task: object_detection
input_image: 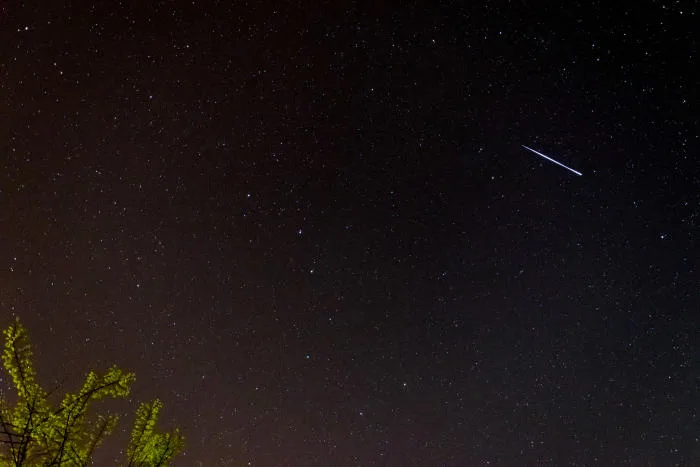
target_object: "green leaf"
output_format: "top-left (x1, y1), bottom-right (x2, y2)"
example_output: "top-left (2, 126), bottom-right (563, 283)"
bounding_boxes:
top-left (0, 319), bottom-right (184, 465)
top-left (128, 400), bottom-right (185, 466)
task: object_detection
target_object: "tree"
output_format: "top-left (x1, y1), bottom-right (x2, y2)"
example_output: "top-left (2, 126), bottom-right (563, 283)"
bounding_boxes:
top-left (0, 318), bottom-right (184, 466)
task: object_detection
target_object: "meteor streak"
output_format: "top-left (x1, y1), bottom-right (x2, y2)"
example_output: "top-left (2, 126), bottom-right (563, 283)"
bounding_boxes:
top-left (522, 145), bottom-right (582, 176)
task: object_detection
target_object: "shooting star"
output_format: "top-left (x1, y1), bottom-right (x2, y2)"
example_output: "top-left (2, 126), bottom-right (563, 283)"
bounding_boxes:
top-left (522, 145), bottom-right (582, 176)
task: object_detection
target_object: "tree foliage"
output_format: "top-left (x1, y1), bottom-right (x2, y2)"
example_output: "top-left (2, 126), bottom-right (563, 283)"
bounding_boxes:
top-left (0, 318), bottom-right (184, 466)
top-left (127, 400), bottom-right (183, 466)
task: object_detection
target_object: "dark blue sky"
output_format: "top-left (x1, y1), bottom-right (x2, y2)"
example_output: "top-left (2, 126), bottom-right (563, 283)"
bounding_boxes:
top-left (0, 2), bottom-right (697, 465)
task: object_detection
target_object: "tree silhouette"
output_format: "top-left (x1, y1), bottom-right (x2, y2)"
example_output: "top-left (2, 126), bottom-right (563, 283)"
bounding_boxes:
top-left (0, 318), bottom-right (184, 466)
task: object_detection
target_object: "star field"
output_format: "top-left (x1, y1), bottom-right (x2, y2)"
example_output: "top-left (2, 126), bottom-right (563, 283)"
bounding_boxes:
top-left (0, 2), bottom-right (698, 465)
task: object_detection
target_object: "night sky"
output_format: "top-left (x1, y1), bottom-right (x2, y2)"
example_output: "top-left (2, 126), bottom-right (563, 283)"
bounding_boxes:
top-left (1, 2), bottom-right (698, 465)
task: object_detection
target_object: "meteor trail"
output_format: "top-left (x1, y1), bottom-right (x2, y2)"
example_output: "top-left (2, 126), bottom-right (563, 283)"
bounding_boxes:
top-left (522, 145), bottom-right (582, 176)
